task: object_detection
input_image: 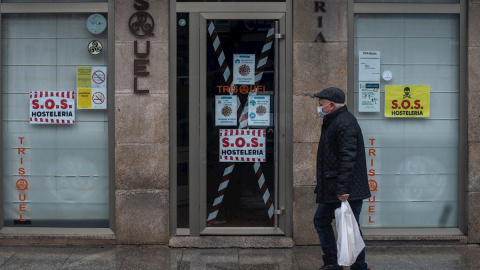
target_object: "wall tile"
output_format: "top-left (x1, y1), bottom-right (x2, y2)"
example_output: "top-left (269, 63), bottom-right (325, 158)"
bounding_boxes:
top-left (115, 42), bottom-right (169, 94)
top-left (293, 95), bottom-right (322, 143)
top-left (468, 192), bottom-right (480, 243)
top-left (115, 0), bottom-right (168, 43)
top-left (115, 93), bottom-right (169, 144)
top-left (469, 142), bottom-right (480, 192)
top-left (469, 47), bottom-right (480, 92)
top-left (469, 3), bottom-right (480, 47)
top-left (116, 189), bottom-right (169, 244)
top-left (293, 186), bottom-right (320, 245)
top-left (293, 143), bottom-right (318, 187)
top-left (293, 42), bottom-right (347, 95)
top-left (468, 92), bottom-right (480, 142)
top-left (293, 0), bottom-right (347, 42)
top-left (115, 143), bottom-right (169, 190)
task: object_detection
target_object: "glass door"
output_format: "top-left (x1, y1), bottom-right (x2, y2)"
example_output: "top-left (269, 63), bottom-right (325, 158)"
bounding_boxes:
top-left (197, 13), bottom-right (286, 234)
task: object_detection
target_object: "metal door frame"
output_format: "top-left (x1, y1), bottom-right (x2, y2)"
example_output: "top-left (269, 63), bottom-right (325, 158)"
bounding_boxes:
top-left (169, 0), bottom-right (293, 237)
top-left (197, 13), bottom-right (286, 236)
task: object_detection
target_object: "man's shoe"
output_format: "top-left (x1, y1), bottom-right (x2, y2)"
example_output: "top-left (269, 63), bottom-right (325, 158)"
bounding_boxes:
top-left (319, 264), bottom-right (343, 270)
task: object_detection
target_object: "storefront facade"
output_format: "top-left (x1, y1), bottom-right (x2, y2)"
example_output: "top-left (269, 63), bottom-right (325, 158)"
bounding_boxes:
top-left (0, 0), bottom-right (479, 246)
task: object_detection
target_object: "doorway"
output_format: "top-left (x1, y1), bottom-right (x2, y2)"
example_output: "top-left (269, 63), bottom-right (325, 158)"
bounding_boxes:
top-left (173, 9), bottom-right (291, 236)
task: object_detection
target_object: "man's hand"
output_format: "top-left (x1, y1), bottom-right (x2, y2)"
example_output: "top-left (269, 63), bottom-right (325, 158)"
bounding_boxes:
top-left (337, 194), bottom-right (349, 202)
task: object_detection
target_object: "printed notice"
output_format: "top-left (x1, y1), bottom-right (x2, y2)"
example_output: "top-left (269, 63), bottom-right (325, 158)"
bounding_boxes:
top-left (385, 85), bottom-right (430, 118)
top-left (77, 66), bottom-right (107, 89)
top-left (77, 66), bottom-right (107, 110)
top-left (219, 129), bottom-right (266, 162)
top-left (77, 67), bottom-right (92, 88)
top-left (359, 82), bottom-right (381, 112)
top-left (359, 51), bottom-right (380, 82)
top-left (30, 91), bottom-right (75, 124)
top-left (233, 54), bottom-right (255, 85)
top-left (248, 95), bottom-right (270, 126)
top-left (215, 95), bottom-right (238, 126)
top-left (77, 88), bottom-right (107, 109)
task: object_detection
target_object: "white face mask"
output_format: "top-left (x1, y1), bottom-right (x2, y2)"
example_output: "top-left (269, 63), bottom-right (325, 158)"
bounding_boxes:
top-left (317, 105), bottom-right (328, 118)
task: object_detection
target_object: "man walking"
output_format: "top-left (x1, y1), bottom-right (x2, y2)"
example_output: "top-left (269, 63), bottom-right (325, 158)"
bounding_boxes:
top-left (313, 87), bottom-right (371, 270)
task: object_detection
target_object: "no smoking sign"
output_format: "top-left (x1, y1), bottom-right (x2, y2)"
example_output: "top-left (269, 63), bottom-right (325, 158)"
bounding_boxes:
top-left (91, 67), bottom-right (107, 88)
top-left (92, 70), bottom-right (106, 85)
top-left (77, 88), bottom-right (107, 110)
top-left (92, 92), bottom-right (105, 105)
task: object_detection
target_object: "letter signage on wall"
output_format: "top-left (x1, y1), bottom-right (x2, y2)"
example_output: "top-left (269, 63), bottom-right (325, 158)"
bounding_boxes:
top-left (385, 85), bottom-right (430, 118)
top-left (30, 91), bottom-right (75, 124)
top-left (129, 0), bottom-right (154, 94)
top-left (219, 129), bottom-right (266, 162)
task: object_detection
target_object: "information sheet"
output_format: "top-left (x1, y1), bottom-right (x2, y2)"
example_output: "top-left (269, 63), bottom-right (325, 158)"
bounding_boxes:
top-left (359, 82), bottom-right (381, 112)
top-left (233, 54), bottom-right (255, 85)
top-left (247, 95), bottom-right (270, 126)
top-left (215, 95), bottom-right (238, 126)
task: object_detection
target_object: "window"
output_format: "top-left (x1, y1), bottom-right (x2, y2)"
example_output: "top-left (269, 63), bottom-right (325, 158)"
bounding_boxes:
top-left (2, 13), bottom-right (109, 227)
top-left (354, 13), bottom-right (460, 228)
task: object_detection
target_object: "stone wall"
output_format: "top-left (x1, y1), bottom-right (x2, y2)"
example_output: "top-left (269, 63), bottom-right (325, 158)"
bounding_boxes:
top-left (114, 0), bottom-right (170, 244)
top-left (292, 0), bottom-right (348, 245)
top-left (468, 0), bottom-right (480, 243)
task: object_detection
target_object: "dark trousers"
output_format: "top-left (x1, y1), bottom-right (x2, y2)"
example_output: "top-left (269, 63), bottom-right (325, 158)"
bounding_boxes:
top-left (313, 199), bottom-right (368, 270)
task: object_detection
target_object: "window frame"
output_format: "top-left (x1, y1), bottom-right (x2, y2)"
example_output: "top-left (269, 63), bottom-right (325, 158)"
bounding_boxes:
top-left (347, 0), bottom-right (467, 237)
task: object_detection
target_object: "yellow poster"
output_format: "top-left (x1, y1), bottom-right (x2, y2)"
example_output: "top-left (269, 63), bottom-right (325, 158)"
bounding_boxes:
top-left (77, 89), bottom-right (92, 109)
top-left (77, 67), bottom-right (92, 88)
top-left (385, 85), bottom-right (430, 118)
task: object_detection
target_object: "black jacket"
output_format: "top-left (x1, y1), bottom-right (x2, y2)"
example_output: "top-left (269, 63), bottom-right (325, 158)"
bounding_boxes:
top-left (315, 105), bottom-right (371, 203)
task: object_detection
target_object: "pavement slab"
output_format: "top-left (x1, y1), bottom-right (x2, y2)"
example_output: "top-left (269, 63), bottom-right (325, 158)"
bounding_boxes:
top-left (0, 244), bottom-right (478, 269)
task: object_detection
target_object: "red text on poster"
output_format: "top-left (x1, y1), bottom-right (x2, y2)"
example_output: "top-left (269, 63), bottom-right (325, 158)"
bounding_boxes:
top-left (30, 91), bottom-right (75, 124)
top-left (219, 129), bottom-right (266, 162)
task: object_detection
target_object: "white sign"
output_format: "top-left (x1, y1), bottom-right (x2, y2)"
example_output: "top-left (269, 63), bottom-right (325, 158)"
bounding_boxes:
top-left (359, 82), bottom-right (381, 112)
top-left (30, 91), bottom-right (75, 124)
top-left (248, 95), bottom-right (270, 126)
top-left (359, 51), bottom-right (380, 82)
top-left (215, 95), bottom-right (238, 126)
top-left (233, 54), bottom-right (255, 85)
top-left (219, 129), bottom-right (266, 162)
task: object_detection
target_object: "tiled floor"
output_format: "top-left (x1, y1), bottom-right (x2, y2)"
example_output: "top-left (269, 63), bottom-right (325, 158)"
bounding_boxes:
top-left (0, 244), bottom-right (479, 269)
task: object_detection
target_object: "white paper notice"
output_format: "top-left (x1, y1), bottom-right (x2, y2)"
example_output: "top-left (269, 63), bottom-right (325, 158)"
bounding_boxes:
top-left (248, 95), bottom-right (270, 126)
top-left (359, 82), bottom-right (380, 112)
top-left (359, 51), bottom-right (380, 82)
top-left (215, 95), bottom-right (238, 126)
top-left (233, 54), bottom-right (255, 85)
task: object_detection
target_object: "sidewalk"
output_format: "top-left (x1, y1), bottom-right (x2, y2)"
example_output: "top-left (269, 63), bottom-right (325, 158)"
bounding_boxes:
top-left (0, 243), bottom-right (479, 270)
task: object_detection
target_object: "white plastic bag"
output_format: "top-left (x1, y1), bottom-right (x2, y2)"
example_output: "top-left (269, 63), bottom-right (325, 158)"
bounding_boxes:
top-left (334, 201), bottom-right (366, 266)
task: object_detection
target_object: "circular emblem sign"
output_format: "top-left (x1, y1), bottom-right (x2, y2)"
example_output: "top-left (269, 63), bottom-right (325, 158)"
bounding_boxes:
top-left (86, 14), bottom-right (107, 34)
top-left (16, 179), bottom-right (28, 191)
top-left (88, 40), bottom-right (103, 55)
